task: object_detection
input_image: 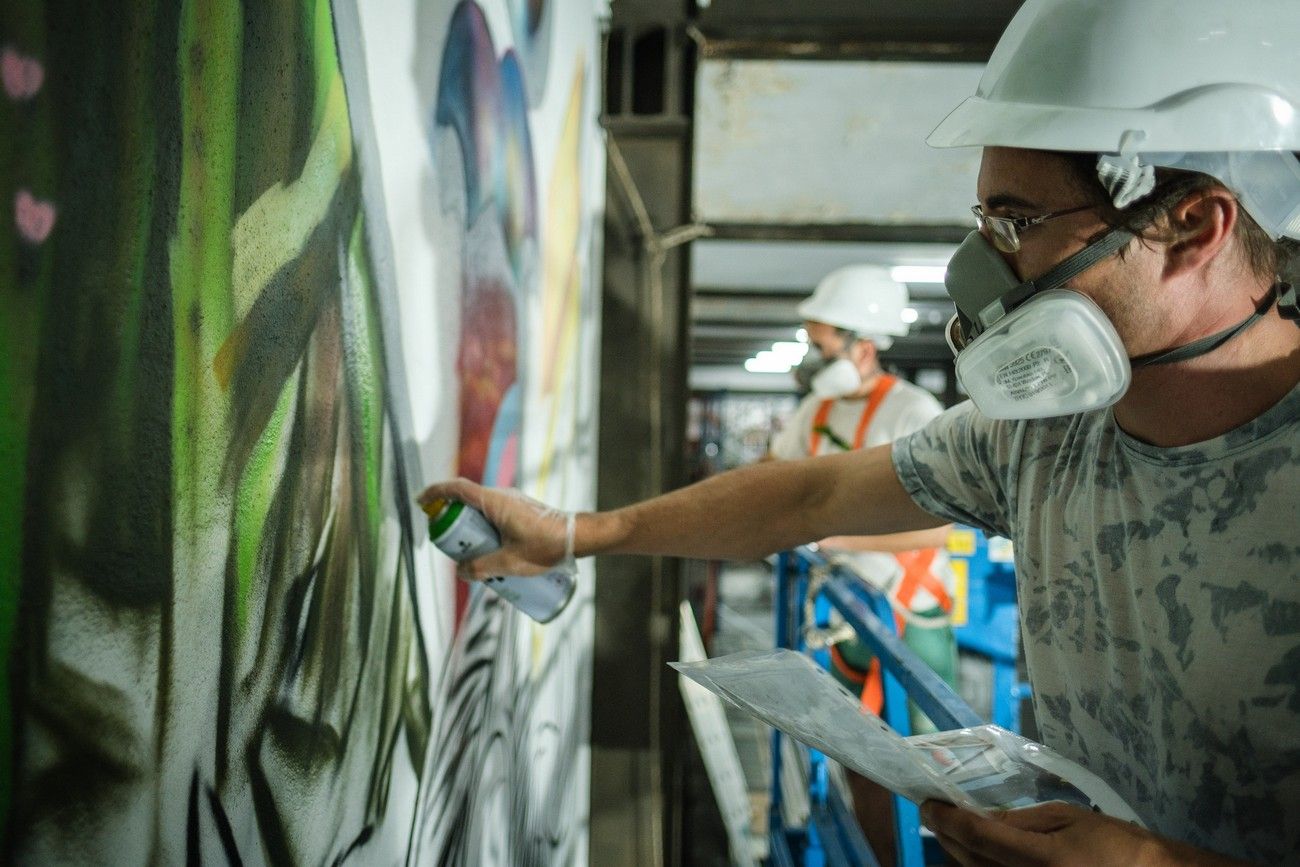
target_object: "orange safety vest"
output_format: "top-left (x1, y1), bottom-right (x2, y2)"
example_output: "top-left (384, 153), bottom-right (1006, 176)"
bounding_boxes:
top-left (809, 375), bottom-right (953, 715)
top-left (808, 374), bottom-right (897, 455)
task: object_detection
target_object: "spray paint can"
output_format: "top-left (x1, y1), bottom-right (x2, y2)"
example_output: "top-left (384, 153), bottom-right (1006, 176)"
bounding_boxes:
top-left (422, 498), bottom-right (576, 623)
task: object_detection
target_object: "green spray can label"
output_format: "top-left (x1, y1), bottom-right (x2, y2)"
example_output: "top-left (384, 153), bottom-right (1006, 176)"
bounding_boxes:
top-left (423, 498), bottom-right (576, 623)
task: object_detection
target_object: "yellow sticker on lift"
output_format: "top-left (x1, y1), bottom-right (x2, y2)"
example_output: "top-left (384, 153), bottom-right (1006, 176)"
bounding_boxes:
top-left (950, 558), bottom-right (969, 627)
top-left (947, 529), bottom-right (977, 557)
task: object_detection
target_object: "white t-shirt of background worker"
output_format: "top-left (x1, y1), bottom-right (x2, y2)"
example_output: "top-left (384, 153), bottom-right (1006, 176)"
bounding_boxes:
top-left (770, 377), bottom-right (951, 611)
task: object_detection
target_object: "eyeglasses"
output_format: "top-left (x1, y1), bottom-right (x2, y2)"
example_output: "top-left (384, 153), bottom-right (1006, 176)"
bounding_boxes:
top-left (944, 313), bottom-right (969, 355)
top-left (971, 203), bottom-right (1095, 253)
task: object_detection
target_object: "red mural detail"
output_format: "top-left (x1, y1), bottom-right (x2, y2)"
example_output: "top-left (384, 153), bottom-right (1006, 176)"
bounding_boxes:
top-left (454, 278), bottom-right (518, 485)
top-left (453, 277), bottom-right (518, 621)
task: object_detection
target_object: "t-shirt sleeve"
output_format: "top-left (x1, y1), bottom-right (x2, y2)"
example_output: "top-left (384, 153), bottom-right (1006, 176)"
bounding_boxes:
top-left (770, 396), bottom-right (816, 460)
top-left (890, 400), bottom-right (1020, 538)
top-left (889, 389), bottom-right (945, 440)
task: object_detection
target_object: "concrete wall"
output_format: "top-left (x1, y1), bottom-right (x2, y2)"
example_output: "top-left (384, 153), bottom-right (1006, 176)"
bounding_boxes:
top-left (0, 0), bottom-right (603, 862)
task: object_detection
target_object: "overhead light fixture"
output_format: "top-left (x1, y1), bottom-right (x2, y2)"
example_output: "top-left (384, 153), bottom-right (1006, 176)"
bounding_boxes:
top-left (743, 340), bottom-right (809, 374)
top-left (744, 355), bottom-right (793, 374)
top-left (900, 307), bottom-right (919, 324)
top-left (890, 265), bottom-right (948, 285)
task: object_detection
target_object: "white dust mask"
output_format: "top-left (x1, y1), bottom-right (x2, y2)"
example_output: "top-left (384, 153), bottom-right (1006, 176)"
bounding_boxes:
top-left (809, 357), bottom-right (863, 398)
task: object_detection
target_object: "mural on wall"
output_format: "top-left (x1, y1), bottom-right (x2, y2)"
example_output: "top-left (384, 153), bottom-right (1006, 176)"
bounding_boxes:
top-left (0, 0), bottom-right (603, 862)
top-left (401, 0), bottom-right (600, 862)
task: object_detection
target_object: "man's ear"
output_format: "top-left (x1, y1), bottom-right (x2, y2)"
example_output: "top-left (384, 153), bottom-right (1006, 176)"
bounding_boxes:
top-left (853, 338), bottom-right (878, 372)
top-left (1162, 187), bottom-right (1237, 281)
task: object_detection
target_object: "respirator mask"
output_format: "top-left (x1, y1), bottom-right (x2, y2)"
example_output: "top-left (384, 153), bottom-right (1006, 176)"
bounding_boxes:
top-left (944, 229), bottom-right (1282, 420)
top-left (808, 358), bottom-right (862, 398)
top-left (795, 344), bottom-right (867, 398)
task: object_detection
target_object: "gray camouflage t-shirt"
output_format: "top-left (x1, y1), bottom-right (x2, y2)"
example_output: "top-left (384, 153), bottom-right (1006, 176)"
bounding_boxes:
top-left (892, 384), bottom-right (1300, 862)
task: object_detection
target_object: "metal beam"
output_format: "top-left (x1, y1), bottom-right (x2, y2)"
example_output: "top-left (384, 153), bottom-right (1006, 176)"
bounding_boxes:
top-left (703, 222), bottom-right (971, 245)
top-left (693, 284), bottom-right (954, 302)
top-left (693, 288), bottom-right (955, 308)
top-left (690, 294), bottom-right (954, 325)
top-left (690, 322), bottom-right (802, 340)
top-left (592, 8), bottom-right (696, 864)
top-left (699, 37), bottom-right (998, 64)
top-left (691, 287), bottom-right (808, 303)
top-left (694, 0), bottom-right (1025, 52)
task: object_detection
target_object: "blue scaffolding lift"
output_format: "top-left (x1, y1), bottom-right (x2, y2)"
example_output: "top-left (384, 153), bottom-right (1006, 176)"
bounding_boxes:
top-left (768, 543), bottom-right (1025, 867)
top-left (947, 528), bottom-right (1031, 733)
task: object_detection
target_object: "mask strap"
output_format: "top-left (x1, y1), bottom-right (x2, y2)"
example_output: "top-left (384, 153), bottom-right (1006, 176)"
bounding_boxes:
top-left (984, 230), bottom-right (1136, 325)
top-left (1279, 282), bottom-right (1299, 325)
top-left (1032, 229), bottom-right (1136, 293)
top-left (1131, 283), bottom-right (1284, 368)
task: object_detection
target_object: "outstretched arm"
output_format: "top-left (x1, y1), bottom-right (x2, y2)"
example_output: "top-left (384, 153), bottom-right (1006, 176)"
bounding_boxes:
top-left (418, 443), bottom-right (945, 579)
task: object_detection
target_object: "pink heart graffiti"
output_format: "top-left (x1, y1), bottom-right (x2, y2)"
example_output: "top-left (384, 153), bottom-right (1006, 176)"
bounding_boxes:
top-left (15, 190), bottom-right (56, 244)
top-left (2, 46), bottom-right (44, 100)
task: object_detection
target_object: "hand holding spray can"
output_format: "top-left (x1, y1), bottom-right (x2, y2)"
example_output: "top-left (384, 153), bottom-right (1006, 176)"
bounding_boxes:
top-left (422, 497), bottom-right (576, 623)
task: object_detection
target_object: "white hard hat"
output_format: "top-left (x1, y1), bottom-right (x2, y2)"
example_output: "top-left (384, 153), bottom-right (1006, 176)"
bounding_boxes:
top-left (798, 265), bottom-right (910, 349)
top-left (928, 0), bottom-right (1300, 239)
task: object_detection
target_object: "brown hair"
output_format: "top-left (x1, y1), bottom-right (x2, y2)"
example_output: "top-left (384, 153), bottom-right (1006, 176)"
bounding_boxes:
top-left (1062, 153), bottom-right (1300, 282)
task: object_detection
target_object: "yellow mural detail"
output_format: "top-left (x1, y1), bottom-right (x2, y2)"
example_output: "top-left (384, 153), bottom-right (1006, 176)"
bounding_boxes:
top-left (535, 59), bottom-right (586, 496)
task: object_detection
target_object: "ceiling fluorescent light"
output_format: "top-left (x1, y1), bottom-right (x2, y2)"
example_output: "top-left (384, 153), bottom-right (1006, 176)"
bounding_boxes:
top-left (744, 356), bottom-right (793, 374)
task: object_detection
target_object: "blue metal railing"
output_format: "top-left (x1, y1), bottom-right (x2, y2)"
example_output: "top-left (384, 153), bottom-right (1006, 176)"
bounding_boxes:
top-left (769, 547), bottom-right (984, 867)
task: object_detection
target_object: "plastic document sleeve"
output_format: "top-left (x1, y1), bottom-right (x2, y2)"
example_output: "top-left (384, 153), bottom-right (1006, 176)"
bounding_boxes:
top-left (671, 649), bottom-right (1143, 825)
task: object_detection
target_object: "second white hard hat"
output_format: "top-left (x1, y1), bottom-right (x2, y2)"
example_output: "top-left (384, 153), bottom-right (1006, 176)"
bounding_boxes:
top-left (798, 265), bottom-right (911, 349)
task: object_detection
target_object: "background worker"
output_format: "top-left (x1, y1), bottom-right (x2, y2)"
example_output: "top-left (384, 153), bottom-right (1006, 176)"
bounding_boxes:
top-left (775, 265), bottom-right (957, 730)
top-left (771, 264), bottom-right (957, 863)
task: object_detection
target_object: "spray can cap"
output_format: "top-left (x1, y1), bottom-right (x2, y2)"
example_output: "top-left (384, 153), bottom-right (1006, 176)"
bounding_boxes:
top-left (422, 498), bottom-right (467, 541)
top-left (419, 498), bottom-right (449, 518)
